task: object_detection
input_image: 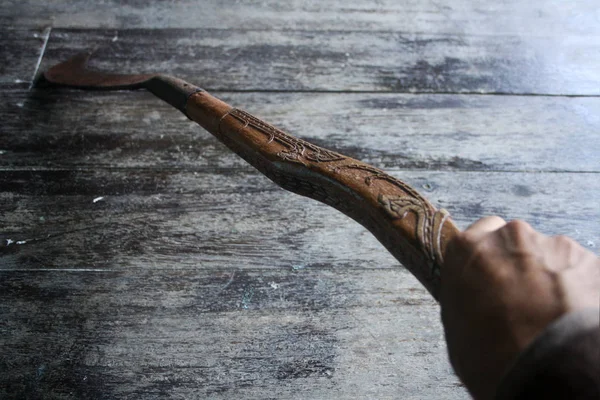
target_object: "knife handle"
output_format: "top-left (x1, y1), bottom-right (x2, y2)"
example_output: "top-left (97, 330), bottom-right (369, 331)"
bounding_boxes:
top-left (186, 90), bottom-right (460, 300)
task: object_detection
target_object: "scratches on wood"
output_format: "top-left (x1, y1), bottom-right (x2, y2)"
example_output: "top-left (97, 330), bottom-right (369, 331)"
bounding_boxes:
top-left (2, 0), bottom-right (598, 36)
top-left (1, 1), bottom-right (598, 399)
top-left (28, 26), bottom-right (51, 90)
top-left (1, 169), bottom-right (597, 276)
top-left (36, 28), bottom-right (600, 95)
top-left (0, 268), bottom-right (453, 399)
top-left (1, 90), bottom-right (598, 172)
top-left (0, 28), bottom-right (51, 88)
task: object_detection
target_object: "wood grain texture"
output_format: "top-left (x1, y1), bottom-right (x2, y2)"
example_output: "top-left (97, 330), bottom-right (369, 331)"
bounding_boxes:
top-left (1, 1), bottom-right (599, 399)
top-left (0, 268), bottom-right (464, 400)
top-left (1, 0), bottom-right (598, 36)
top-left (38, 28), bottom-right (600, 95)
top-left (2, 90), bottom-right (599, 172)
top-left (0, 28), bottom-right (50, 88)
top-left (1, 169), bottom-right (597, 274)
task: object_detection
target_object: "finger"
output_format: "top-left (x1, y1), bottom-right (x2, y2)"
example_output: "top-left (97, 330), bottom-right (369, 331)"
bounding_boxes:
top-left (466, 216), bottom-right (506, 237)
top-left (443, 216), bottom-right (506, 275)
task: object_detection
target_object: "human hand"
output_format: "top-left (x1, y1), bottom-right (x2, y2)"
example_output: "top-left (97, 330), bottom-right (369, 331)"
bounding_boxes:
top-left (440, 217), bottom-right (600, 400)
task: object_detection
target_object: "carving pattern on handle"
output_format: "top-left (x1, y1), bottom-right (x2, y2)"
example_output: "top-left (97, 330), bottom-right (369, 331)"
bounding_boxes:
top-left (338, 164), bottom-right (449, 275)
top-left (40, 51), bottom-right (460, 299)
top-left (228, 108), bottom-right (345, 164)
top-left (335, 164), bottom-right (428, 203)
top-left (222, 106), bottom-right (451, 280)
top-left (378, 194), bottom-right (450, 277)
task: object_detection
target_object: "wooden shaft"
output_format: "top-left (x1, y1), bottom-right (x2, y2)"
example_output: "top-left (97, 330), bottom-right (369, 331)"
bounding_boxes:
top-left (186, 90), bottom-right (459, 300)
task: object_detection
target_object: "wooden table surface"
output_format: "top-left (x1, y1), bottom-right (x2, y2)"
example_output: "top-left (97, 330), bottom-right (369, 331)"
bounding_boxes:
top-left (1, 1), bottom-right (599, 399)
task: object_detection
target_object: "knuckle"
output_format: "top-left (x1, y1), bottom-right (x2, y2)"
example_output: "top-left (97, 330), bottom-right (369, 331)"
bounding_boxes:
top-left (552, 234), bottom-right (577, 250)
top-left (502, 219), bottom-right (533, 235)
top-left (500, 220), bottom-right (535, 249)
top-left (482, 215), bottom-right (506, 226)
top-left (554, 234), bottom-right (574, 245)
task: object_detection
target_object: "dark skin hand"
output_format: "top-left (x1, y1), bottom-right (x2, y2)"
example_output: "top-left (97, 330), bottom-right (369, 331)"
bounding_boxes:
top-left (440, 218), bottom-right (600, 400)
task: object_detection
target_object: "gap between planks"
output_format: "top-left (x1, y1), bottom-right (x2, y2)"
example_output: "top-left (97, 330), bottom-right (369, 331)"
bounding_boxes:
top-left (170, 89), bottom-right (600, 98)
top-left (0, 167), bottom-right (598, 174)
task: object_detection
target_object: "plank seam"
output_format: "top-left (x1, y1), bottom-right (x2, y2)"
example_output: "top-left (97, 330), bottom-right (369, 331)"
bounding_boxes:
top-left (48, 26), bottom-right (600, 39)
top-left (199, 89), bottom-right (600, 98)
top-left (0, 167), bottom-right (598, 174)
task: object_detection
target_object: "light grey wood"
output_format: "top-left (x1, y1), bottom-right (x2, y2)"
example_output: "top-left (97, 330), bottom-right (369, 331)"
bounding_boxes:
top-left (0, 268), bottom-right (464, 399)
top-left (1, 0), bottom-right (598, 36)
top-left (1, 169), bottom-right (597, 274)
top-left (1, 1), bottom-right (598, 399)
top-left (37, 28), bottom-right (600, 95)
top-left (2, 90), bottom-right (599, 172)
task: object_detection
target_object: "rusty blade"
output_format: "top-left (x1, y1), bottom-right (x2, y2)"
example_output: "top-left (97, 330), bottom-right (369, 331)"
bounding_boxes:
top-left (42, 52), bottom-right (155, 89)
top-left (39, 51), bottom-right (203, 113)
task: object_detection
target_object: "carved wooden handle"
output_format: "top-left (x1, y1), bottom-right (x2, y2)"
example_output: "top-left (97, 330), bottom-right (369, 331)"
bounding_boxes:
top-left (186, 90), bottom-right (460, 299)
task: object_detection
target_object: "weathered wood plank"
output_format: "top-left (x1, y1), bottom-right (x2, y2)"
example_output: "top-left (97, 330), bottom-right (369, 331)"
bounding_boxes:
top-left (0, 28), bottom-right (50, 88)
top-left (1, 169), bottom-right (597, 273)
top-left (38, 28), bottom-right (600, 95)
top-left (1, 0), bottom-right (597, 37)
top-left (0, 268), bottom-right (463, 399)
top-left (2, 90), bottom-right (598, 172)
top-left (1, 2), bottom-right (596, 400)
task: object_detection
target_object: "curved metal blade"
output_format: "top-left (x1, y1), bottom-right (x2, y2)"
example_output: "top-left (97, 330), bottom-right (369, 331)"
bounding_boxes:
top-left (40, 51), bottom-right (203, 113)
